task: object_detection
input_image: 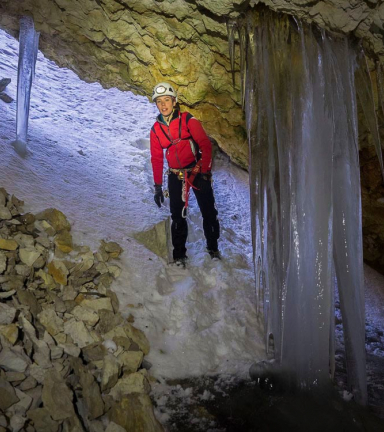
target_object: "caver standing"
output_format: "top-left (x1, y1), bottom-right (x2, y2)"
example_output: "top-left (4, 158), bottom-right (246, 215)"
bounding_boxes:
top-left (150, 82), bottom-right (220, 266)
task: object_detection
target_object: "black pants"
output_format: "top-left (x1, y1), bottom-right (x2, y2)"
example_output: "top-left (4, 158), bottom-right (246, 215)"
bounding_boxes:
top-left (168, 172), bottom-right (220, 260)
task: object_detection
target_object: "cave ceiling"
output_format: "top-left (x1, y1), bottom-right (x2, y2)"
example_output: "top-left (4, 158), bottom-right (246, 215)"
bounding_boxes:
top-left (0, 0), bottom-right (383, 167)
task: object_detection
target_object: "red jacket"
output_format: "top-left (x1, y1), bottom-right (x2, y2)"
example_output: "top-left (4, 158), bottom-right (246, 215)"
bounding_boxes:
top-left (150, 110), bottom-right (212, 185)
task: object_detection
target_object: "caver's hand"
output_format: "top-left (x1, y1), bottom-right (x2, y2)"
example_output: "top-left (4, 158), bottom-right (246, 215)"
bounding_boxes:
top-left (154, 184), bottom-right (164, 208)
top-left (194, 173), bottom-right (212, 193)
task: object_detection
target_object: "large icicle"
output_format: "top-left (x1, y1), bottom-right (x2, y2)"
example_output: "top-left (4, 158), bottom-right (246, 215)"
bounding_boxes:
top-left (226, 20), bottom-right (237, 87)
top-left (331, 39), bottom-right (367, 404)
top-left (12, 16), bottom-right (39, 156)
top-left (238, 11), bottom-right (367, 403)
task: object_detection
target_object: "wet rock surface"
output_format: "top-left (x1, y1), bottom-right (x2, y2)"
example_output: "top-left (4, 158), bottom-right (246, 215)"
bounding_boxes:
top-left (0, 189), bottom-right (163, 432)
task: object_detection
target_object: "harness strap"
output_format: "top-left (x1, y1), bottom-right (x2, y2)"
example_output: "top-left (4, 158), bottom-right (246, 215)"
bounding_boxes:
top-left (158, 112), bottom-right (184, 149)
top-left (182, 160), bottom-right (202, 218)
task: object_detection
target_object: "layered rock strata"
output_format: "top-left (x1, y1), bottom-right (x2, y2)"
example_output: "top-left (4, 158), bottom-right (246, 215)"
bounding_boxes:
top-left (0, 188), bottom-right (163, 432)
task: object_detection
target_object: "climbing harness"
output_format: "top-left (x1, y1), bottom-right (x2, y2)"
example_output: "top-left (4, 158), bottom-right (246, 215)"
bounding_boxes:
top-left (153, 111), bottom-right (203, 218)
top-left (181, 160), bottom-right (202, 218)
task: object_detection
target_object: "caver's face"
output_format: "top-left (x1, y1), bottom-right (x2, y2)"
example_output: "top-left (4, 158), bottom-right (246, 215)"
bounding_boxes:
top-left (156, 96), bottom-right (176, 117)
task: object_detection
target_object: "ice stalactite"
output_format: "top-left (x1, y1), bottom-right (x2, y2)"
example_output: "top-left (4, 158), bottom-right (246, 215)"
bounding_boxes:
top-left (231, 11), bottom-right (368, 404)
top-left (12, 16), bottom-right (39, 156)
top-left (226, 20), bottom-right (237, 87)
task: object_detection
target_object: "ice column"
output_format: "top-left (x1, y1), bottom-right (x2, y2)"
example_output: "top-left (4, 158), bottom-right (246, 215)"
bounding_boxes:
top-left (233, 12), bottom-right (367, 404)
top-left (13, 16), bottom-right (39, 155)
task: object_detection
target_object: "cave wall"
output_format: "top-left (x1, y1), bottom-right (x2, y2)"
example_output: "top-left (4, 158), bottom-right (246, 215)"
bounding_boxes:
top-left (0, 0), bottom-right (383, 272)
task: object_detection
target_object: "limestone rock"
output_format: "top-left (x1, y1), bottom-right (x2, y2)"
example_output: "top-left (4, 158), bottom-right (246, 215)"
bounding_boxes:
top-left (9, 414), bottom-right (26, 432)
top-left (0, 348), bottom-right (30, 372)
top-left (37, 309), bottom-right (64, 336)
top-left (17, 290), bottom-right (41, 317)
top-left (19, 247), bottom-right (41, 267)
top-left (63, 318), bottom-right (94, 348)
top-left (0, 207), bottom-right (12, 220)
top-left (0, 303), bottom-right (17, 325)
top-left (0, 323), bottom-right (18, 344)
top-left (0, 289), bottom-right (15, 299)
top-left (96, 261), bottom-right (108, 274)
top-left (109, 372), bottom-right (150, 401)
top-left (0, 252), bottom-right (6, 273)
top-left (98, 309), bottom-right (124, 334)
top-left (34, 208), bottom-right (71, 232)
top-left (5, 371), bottom-right (25, 383)
top-left (72, 359), bottom-right (104, 419)
top-left (54, 230), bottom-right (73, 253)
top-left (34, 220), bottom-right (56, 236)
top-left (8, 388), bottom-right (33, 417)
top-left (79, 297), bottom-right (113, 312)
top-left (48, 260), bottom-right (69, 285)
top-left (108, 265), bottom-right (121, 279)
top-left (102, 241), bottom-right (123, 258)
top-left (35, 269), bottom-right (56, 289)
top-left (35, 236), bottom-right (51, 248)
top-left (123, 323), bottom-right (150, 355)
top-left (0, 238), bottom-right (18, 250)
top-left (72, 305), bottom-right (99, 327)
top-left (101, 353), bottom-right (121, 392)
top-left (50, 345), bottom-right (64, 359)
top-left (109, 394), bottom-right (163, 432)
top-left (27, 408), bottom-right (60, 432)
top-left (105, 422), bottom-right (126, 432)
top-left (13, 233), bottom-right (34, 248)
top-left (134, 219), bottom-right (170, 259)
top-left (15, 264), bottom-right (31, 277)
top-left (28, 364), bottom-right (45, 384)
top-left (0, 377), bottom-right (19, 410)
top-left (61, 285), bottom-right (77, 301)
top-left (33, 255), bottom-right (46, 269)
top-left (82, 342), bottom-right (107, 362)
top-left (41, 369), bottom-right (75, 421)
top-left (117, 351), bottom-right (143, 373)
top-left (60, 343), bottom-right (80, 357)
top-left (19, 376), bottom-right (37, 391)
top-left (20, 315), bottom-right (51, 369)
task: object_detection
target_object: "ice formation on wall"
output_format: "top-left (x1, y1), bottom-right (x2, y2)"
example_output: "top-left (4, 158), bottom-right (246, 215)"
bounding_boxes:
top-left (13, 16), bottom-right (39, 156)
top-left (229, 11), bottom-right (368, 404)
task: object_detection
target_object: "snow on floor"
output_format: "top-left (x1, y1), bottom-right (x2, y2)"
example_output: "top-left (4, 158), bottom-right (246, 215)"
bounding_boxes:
top-left (0, 29), bottom-right (264, 380)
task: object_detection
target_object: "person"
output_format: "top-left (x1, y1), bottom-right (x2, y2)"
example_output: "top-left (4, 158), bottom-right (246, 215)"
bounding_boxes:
top-left (150, 82), bottom-right (220, 267)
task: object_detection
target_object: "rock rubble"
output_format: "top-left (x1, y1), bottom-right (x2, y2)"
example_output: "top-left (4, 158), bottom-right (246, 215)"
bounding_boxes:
top-left (0, 188), bottom-right (163, 432)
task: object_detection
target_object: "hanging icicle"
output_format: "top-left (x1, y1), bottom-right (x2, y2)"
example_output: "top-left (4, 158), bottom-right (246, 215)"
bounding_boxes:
top-left (236, 10), bottom-right (367, 404)
top-left (226, 19), bottom-right (237, 87)
top-left (12, 15), bottom-right (40, 156)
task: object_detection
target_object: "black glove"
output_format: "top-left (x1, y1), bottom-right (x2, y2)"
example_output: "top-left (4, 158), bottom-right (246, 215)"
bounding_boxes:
top-left (154, 184), bottom-right (164, 208)
top-left (194, 173), bottom-right (212, 193)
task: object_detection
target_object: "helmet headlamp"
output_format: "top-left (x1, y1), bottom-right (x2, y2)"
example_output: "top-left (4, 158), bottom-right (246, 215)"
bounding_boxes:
top-left (152, 82), bottom-right (177, 102)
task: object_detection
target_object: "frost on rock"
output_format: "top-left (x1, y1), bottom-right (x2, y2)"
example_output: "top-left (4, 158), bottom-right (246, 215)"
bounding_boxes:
top-left (12, 16), bottom-right (39, 156)
top-left (233, 11), bottom-right (368, 404)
